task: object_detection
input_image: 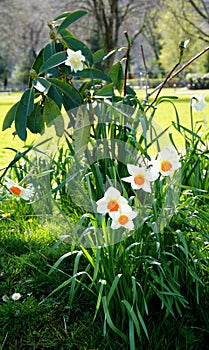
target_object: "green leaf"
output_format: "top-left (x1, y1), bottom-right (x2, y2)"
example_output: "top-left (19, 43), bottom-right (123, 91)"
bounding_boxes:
top-left (48, 78), bottom-right (83, 108)
top-left (73, 106), bottom-right (91, 154)
top-left (109, 62), bottom-right (124, 94)
top-left (27, 103), bottom-right (44, 134)
top-left (93, 49), bottom-right (107, 64)
top-left (47, 85), bottom-right (63, 109)
top-left (57, 10), bottom-right (88, 33)
top-left (61, 35), bottom-right (93, 66)
top-left (43, 97), bottom-right (64, 137)
top-left (2, 101), bottom-right (19, 130)
top-left (15, 88), bottom-right (35, 141)
top-left (72, 68), bottom-right (111, 81)
top-left (32, 77), bottom-right (51, 93)
top-left (39, 52), bottom-right (67, 74)
top-left (31, 48), bottom-right (44, 74)
top-left (44, 42), bottom-right (56, 61)
top-left (95, 83), bottom-right (114, 97)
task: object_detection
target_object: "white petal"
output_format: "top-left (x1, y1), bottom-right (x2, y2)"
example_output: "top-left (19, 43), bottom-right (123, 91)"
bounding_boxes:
top-left (97, 203), bottom-right (108, 214)
top-left (111, 220), bottom-right (121, 230)
top-left (124, 220), bottom-right (134, 230)
top-left (119, 204), bottom-right (133, 213)
top-left (142, 181), bottom-right (151, 193)
top-left (127, 164), bottom-right (146, 176)
top-left (121, 175), bottom-right (133, 183)
top-left (105, 187), bottom-right (121, 199)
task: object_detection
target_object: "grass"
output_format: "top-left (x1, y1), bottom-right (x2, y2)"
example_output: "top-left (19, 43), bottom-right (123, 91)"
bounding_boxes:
top-left (0, 93), bottom-right (37, 169)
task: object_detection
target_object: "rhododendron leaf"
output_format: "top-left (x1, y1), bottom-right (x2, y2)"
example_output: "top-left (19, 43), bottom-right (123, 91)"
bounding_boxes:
top-left (48, 78), bottom-right (83, 108)
top-left (74, 68), bottom-right (111, 81)
top-left (32, 77), bottom-right (51, 93)
top-left (15, 88), bottom-right (34, 141)
top-left (27, 103), bottom-right (44, 134)
top-left (93, 49), bottom-right (107, 64)
top-left (43, 97), bottom-right (64, 137)
top-left (2, 101), bottom-right (19, 131)
top-left (39, 52), bottom-right (67, 74)
top-left (95, 83), bottom-right (114, 97)
top-left (57, 10), bottom-right (88, 33)
top-left (109, 62), bottom-right (124, 94)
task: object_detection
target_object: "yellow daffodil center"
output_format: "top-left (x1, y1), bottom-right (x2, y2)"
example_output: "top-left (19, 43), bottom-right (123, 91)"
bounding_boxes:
top-left (118, 214), bottom-right (129, 225)
top-left (107, 199), bottom-right (119, 212)
top-left (134, 173), bottom-right (145, 186)
top-left (161, 160), bottom-right (172, 172)
top-left (10, 186), bottom-right (21, 196)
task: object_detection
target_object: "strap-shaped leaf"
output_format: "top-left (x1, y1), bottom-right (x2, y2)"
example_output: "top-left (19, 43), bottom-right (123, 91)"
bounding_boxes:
top-left (39, 52), bottom-right (67, 74)
top-left (2, 101), bottom-right (19, 131)
top-left (61, 35), bottom-right (93, 66)
top-left (57, 10), bottom-right (88, 33)
top-left (43, 97), bottom-right (64, 137)
top-left (15, 88), bottom-right (34, 141)
top-left (48, 78), bottom-right (83, 108)
top-left (109, 62), bottom-right (124, 94)
top-left (73, 106), bottom-right (90, 154)
top-left (27, 103), bottom-right (44, 134)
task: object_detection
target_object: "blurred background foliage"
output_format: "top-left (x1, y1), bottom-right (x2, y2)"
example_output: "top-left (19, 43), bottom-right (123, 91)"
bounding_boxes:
top-left (1, 0), bottom-right (209, 91)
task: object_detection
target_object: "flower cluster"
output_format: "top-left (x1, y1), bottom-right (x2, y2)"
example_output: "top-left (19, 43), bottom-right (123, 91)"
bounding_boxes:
top-left (96, 186), bottom-right (137, 230)
top-left (96, 144), bottom-right (180, 230)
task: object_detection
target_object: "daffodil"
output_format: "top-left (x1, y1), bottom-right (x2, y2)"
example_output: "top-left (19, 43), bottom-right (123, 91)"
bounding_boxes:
top-left (65, 49), bottom-right (85, 72)
top-left (153, 145), bottom-right (181, 176)
top-left (122, 164), bottom-right (159, 192)
top-left (191, 93), bottom-right (207, 112)
top-left (96, 186), bottom-right (132, 214)
top-left (109, 210), bottom-right (138, 230)
top-left (11, 292), bottom-right (22, 301)
top-left (3, 176), bottom-right (34, 201)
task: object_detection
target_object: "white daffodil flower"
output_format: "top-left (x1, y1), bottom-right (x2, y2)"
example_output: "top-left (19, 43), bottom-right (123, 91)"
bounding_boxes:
top-left (11, 292), bottom-right (22, 301)
top-left (96, 186), bottom-right (132, 214)
top-left (65, 49), bottom-right (85, 73)
top-left (153, 144), bottom-right (181, 176)
top-left (122, 164), bottom-right (159, 192)
top-left (3, 176), bottom-right (34, 201)
top-left (109, 210), bottom-right (138, 230)
top-left (191, 93), bottom-right (207, 112)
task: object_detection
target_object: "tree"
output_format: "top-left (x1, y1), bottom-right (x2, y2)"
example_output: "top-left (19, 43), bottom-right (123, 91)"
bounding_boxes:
top-left (156, 0), bottom-right (209, 74)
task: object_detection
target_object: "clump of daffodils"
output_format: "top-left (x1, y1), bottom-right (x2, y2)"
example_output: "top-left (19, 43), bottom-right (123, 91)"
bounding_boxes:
top-left (96, 144), bottom-right (181, 230)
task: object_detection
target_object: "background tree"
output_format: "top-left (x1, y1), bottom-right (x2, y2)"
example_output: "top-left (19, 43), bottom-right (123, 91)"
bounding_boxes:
top-left (156, 0), bottom-right (208, 74)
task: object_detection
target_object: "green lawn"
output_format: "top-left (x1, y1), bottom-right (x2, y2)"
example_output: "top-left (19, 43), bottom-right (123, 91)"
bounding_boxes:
top-left (1, 88), bottom-right (208, 169)
top-left (0, 93), bottom-right (37, 169)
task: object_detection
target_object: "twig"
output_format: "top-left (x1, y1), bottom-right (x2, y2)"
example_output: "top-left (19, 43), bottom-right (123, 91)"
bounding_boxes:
top-left (147, 45), bottom-right (209, 101)
top-left (124, 31), bottom-right (131, 96)
top-left (141, 45), bottom-right (149, 103)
